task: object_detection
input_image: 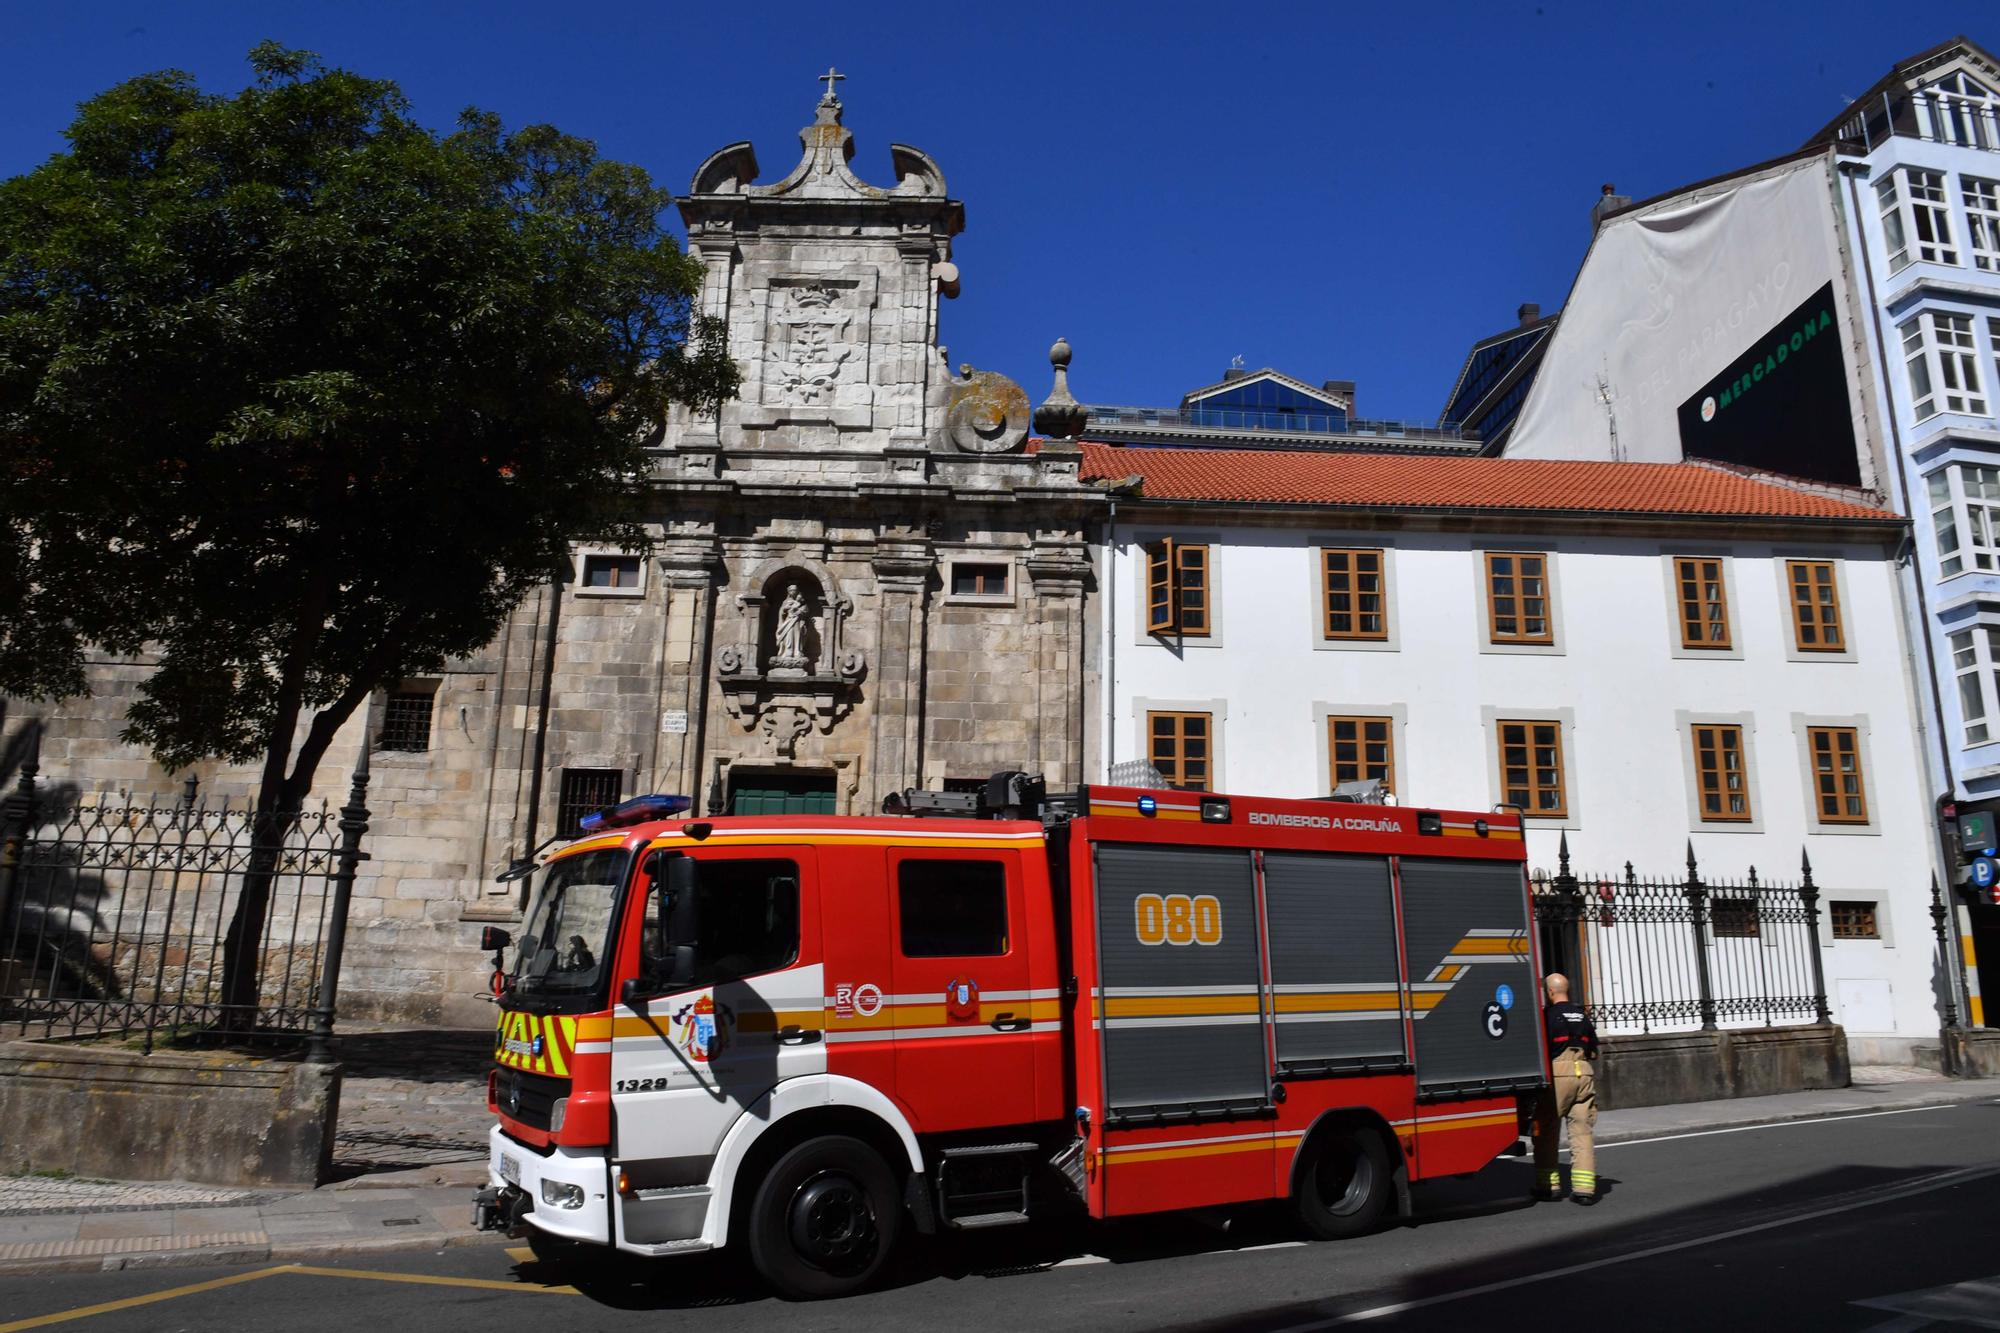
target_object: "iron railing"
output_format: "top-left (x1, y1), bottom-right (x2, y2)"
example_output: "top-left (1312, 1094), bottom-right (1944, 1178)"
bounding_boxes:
top-left (1830, 87), bottom-right (2000, 155)
top-left (0, 727), bottom-right (370, 1056)
top-left (1529, 836), bottom-right (1831, 1036)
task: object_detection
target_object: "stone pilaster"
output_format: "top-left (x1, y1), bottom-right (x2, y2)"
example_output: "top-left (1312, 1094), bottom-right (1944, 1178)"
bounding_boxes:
top-left (869, 538), bottom-right (934, 802)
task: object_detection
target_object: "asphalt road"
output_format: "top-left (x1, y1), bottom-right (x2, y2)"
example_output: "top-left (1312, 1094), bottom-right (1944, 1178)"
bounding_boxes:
top-left (5, 1100), bottom-right (1998, 1332)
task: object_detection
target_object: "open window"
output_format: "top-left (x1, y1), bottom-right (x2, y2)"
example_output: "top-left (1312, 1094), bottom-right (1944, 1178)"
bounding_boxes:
top-left (1144, 539), bottom-right (1210, 636)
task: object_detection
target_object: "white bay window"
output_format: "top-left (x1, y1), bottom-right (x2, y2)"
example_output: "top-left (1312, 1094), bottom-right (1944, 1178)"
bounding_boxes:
top-left (1929, 464), bottom-right (2000, 577)
top-left (1951, 623), bottom-right (2000, 746)
top-left (1966, 176), bottom-right (2000, 272)
top-left (1876, 168), bottom-right (1958, 272)
top-left (1902, 311), bottom-right (1988, 421)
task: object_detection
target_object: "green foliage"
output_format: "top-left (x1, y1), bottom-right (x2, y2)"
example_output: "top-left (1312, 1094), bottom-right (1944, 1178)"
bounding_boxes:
top-left (0, 44), bottom-right (736, 803)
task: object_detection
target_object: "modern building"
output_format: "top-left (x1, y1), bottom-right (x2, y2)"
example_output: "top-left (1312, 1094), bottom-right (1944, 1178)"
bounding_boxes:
top-left (1500, 35), bottom-right (2000, 1038)
top-left (1439, 303), bottom-right (1559, 453)
top-left (1085, 366), bottom-right (1477, 455)
top-left (1080, 442), bottom-right (1940, 1061)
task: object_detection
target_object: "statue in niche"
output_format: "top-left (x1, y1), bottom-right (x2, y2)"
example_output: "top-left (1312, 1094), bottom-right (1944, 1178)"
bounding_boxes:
top-left (771, 583), bottom-right (813, 672)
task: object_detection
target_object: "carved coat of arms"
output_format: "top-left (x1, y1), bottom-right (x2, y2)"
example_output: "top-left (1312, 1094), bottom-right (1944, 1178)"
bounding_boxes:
top-left (771, 284), bottom-right (852, 404)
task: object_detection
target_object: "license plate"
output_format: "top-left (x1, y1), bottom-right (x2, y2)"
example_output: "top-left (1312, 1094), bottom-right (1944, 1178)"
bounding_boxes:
top-left (499, 1153), bottom-right (521, 1186)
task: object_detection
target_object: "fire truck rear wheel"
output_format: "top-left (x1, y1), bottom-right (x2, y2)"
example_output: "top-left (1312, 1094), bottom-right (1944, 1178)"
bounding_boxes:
top-left (1293, 1125), bottom-right (1392, 1241)
top-left (747, 1134), bottom-right (903, 1300)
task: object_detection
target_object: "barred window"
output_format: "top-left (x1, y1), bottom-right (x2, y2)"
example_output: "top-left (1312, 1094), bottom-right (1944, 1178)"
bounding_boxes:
top-left (1691, 724), bottom-right (1751, 822)
top-left (1327, 715), bottom-right (1395, 794)
top-left (1786, 561), bottom-right (1845, 653)
top-left (1709, 897), bottom-right (1761, 938)
top-left (1830, 901), bottom-right (1880, 940)
top-left (1674, 557), bottom-right (1731, 649)
top-left (378, 690), bottom-right (434, 753)
top-left (1486, 552), bottom-right (1553, 645)
top-left (1497, 719), bottom-right (1566, 817)
top-left (1808, 727), bottom-right (1868, 825)
top-left (1148, 710), bottom-right (1213, 791)
top-left (556, 768), bottom-right (623, 838)
top-left (1320, 548), bottom-right (1388, 640)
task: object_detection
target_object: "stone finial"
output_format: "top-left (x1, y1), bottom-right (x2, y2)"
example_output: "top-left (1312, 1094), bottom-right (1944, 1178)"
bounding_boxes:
top-left (1033, 337), bottom-right (1088, 441)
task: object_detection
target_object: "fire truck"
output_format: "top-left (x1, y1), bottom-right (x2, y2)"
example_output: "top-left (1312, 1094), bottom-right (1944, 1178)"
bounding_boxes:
top-left (473, 774), bottom-right (1545, 1299)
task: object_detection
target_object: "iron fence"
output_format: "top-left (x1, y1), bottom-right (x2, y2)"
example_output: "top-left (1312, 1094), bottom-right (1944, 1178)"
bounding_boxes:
top-left (1529, 837), bottom-right (1831, 1036)
top-left (0, 728), bottom-right (370, 1055)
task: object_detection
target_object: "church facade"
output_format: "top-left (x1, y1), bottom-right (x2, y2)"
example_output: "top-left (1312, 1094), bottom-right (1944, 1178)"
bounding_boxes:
top-left (8, 83), bottom-right (1100, 1024)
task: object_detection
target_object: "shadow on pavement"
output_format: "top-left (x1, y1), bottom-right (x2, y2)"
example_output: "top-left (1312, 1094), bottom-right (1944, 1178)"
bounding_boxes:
top-left (337, 1028), bottom-right (494, 1083)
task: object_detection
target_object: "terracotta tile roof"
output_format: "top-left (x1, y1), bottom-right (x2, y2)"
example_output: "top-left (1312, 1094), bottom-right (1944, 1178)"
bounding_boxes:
top-left (1078, 444), bottom-right (1899, 522)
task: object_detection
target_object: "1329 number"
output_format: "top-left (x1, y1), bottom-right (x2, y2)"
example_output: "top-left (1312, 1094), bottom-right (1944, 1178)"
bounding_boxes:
top-left (1134, 893), bottom-right (1223, 946)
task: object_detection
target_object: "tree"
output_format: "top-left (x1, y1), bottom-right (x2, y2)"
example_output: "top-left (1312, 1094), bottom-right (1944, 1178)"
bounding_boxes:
top-left (0, 43), bottom-right (738, 1025)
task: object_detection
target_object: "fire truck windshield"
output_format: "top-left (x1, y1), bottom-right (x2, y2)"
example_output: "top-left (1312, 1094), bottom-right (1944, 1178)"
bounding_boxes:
top-left (510, 847), bottom-right (627, 1007)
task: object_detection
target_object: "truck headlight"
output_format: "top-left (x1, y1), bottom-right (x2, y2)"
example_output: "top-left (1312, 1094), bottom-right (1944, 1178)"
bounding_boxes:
top-left (541, 1180), bottom-right (585, 1210)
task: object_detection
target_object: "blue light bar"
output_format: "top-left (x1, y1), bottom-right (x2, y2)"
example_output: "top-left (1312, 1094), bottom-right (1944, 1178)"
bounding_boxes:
top-left (578, 794), bottom-right (693, 833)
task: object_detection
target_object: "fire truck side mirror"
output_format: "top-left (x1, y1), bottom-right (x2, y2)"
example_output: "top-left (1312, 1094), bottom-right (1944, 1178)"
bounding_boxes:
top-left (645, 853), bottom-right (701, 990)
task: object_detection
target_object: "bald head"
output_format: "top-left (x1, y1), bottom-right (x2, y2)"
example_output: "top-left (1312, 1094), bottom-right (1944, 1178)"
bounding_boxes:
top-left (1544, 973), bottom-right (1571, 1001)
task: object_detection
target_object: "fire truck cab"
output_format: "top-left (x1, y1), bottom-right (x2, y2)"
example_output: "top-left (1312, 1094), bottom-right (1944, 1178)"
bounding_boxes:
top-left (474, 776), bottom-right (1545, 1299)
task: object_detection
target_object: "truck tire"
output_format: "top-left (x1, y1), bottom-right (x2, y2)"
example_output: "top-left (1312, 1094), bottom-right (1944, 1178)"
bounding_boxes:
top-left (1293, 1125), bottom-right (1392, 1241)
top-left (746, 1134), bottom-right (902, 1300)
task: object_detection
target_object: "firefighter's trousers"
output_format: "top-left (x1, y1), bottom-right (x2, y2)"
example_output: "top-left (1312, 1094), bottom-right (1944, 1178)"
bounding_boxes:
top-left (1532, 1053), bottom-right (1597, 1197)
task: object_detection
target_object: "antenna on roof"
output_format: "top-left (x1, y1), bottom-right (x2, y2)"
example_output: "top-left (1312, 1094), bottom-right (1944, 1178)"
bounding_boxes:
top-left (1230, 354), bottom-right (1245, 370)
top-left (1595, 372), bottom-right (1623, 463)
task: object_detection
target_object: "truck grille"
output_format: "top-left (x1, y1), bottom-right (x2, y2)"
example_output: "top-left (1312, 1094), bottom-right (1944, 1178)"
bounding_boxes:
top-left (495, 1065), bottom-right (566, 1131)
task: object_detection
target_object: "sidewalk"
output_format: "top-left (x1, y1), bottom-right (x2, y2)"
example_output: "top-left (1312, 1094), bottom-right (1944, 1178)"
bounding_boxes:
top-left (3, 1060), bottom-right (1996, 1277)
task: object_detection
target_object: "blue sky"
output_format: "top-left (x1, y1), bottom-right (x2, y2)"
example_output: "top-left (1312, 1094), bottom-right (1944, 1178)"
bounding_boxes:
top-left (4, 2), bottom-right (1997, 423)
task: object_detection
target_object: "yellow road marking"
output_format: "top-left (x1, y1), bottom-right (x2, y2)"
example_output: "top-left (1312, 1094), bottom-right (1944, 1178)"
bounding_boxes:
top-left (506, 1246), bottom-right (537, 1263)
top-left (285, 1264), bottom-right (578, 1295)
top-left (0, 1258), bottom-right (582, 1329)
top-left (0, 1265), bottom-right (291, 1331)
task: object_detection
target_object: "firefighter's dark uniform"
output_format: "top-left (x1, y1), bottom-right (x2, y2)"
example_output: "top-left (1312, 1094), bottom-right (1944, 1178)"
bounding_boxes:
top-left (1532, 999), bottom-right (1599, 1201)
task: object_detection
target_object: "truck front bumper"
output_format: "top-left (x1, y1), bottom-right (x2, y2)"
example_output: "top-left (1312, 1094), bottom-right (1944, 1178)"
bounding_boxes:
top-left (484, 1123), bottom-right (612, 1246)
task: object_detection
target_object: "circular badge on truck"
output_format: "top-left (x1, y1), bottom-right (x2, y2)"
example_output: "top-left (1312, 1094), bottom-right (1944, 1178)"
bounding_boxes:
top-left (1482, 1002), bottom-right (1508, 1040)
top-left (1496, 983), bottom-right (1515, 1011)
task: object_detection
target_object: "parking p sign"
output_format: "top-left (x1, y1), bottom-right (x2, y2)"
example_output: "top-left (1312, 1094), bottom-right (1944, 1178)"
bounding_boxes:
top-left (1972, 856), bottom-right (1997, 892)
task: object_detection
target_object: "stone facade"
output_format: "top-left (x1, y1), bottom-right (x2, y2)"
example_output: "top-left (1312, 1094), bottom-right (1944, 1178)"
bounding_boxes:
top-left (6, 84), bottom-right (1100, 1025)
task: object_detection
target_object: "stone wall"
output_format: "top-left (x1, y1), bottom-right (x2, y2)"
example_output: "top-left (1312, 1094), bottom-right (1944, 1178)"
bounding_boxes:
top-left (0, 1041), bottom-right (339, 1187)
top-left (1596, 1024), bottom-right (1850, 1110)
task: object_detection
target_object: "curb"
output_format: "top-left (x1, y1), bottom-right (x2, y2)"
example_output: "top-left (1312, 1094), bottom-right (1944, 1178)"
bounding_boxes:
top-left (0, 1227), bottom-right (507, 1279)
top-left (1595, 1082), bottom-right (2000, 1145)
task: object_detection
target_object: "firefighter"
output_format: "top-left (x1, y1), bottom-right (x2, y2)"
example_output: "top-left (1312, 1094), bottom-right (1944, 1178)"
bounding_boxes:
top-left (1531, 971), bottom-right (1599, 1205)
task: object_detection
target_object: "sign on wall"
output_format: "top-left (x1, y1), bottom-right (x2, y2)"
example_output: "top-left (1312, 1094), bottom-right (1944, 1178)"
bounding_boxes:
top-left (1675, 282), bottom-right (1858, 485)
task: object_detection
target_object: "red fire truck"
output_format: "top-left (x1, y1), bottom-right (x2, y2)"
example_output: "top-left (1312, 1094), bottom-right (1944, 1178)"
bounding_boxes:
top-left (473, 774), bottom-right (1545, 1299)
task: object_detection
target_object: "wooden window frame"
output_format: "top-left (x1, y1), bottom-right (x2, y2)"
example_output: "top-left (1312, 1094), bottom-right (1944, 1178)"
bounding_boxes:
top-left (1807, 726), bottom-right (1869, 825)
top-left (1496, 718), bottom-right (1567, 818)
top-left (949, 561), bottom-right (1010, 598)
top-left (1691, 723), bottom-right (1752, 823)
top-left (578, 553), bottom-right (644, 590)
top-left (1673, 556), bottom-right (1732, 649)
top-left (1147, 709), bottom-right (1214, 791)
top-left (1786, 560), bottom-right (1846, 653)
top-left (1320, 548), bottom-right (1388, 641)
top-left (1145, 540), bottom-right (1212, 638)
top-left (1485, 552), bottom-right (1554, 646)
top-left (1327, 714), bottom-right (1396, 794)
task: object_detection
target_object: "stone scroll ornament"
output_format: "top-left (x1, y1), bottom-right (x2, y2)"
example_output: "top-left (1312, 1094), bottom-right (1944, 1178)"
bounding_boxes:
top-left (944, 364), bottom-right (1031, 453)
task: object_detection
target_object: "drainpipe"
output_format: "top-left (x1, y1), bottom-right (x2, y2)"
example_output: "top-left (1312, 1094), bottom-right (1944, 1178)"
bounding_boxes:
top-left (520, 571), bottom-right (565, 873)
top-left (1842, 161), bottom-right (1974, 1048)
top-left (1104, 494), bottom-right (1118, 779)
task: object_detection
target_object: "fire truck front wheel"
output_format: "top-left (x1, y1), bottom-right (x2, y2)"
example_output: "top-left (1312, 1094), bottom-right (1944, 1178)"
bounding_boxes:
top-left (747, 1135), bottom-right (903, 1300)
top-left (1292, 1125), bottom-right (1393, 1241)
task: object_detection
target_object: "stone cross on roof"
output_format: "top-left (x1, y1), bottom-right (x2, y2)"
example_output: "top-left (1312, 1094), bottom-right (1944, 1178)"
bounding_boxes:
top-left (817, 67), bottom-right (846, 104)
